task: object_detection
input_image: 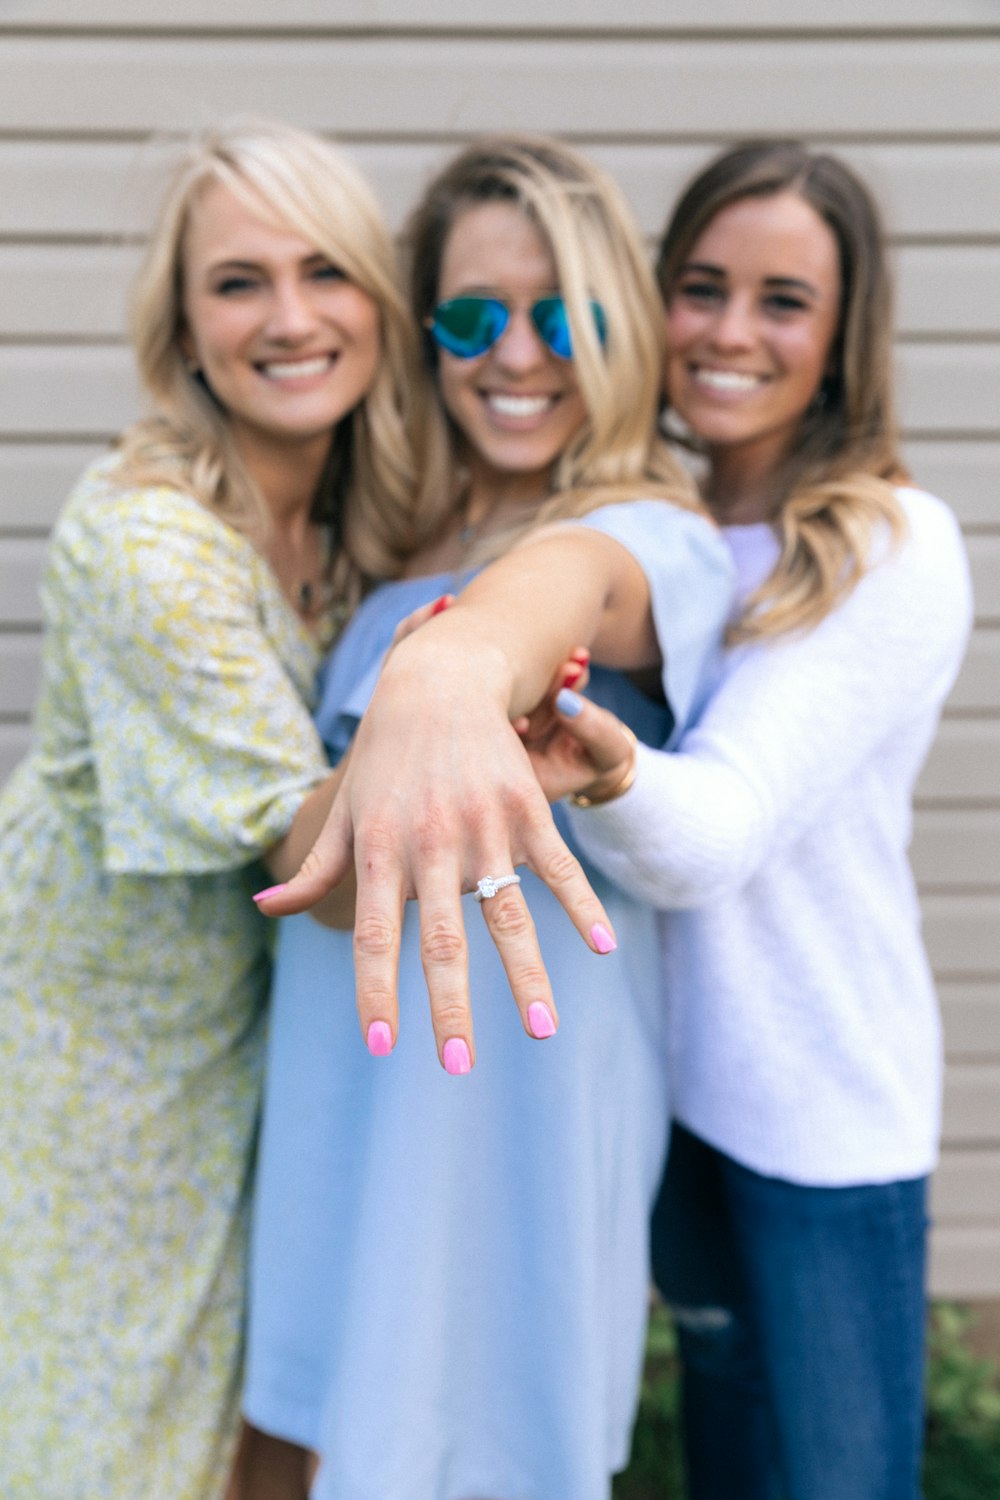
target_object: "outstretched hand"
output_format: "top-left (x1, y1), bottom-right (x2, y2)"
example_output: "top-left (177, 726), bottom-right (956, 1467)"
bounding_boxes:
top-left (254, 625), bottom-right (618, 1073)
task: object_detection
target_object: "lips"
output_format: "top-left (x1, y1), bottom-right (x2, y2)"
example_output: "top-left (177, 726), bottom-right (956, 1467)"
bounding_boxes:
top-left (691, 366), bottom-right (767, 394)
top-left (259, 354), bottom-right (336, 381)
top-left (483, 392), bottom-right (557, 419)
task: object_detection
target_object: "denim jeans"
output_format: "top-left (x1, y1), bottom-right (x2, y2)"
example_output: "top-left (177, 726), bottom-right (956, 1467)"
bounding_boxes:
top-left (651, 1123), bottom-right (929, 1500)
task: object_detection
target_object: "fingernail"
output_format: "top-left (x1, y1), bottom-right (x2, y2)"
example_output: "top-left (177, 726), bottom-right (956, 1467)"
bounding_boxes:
top-left (590, 923), bottom-right (618, 954)
top-left (555, 688), bottom-right (585, 718)
top-left (527, 1001), bottom-right (557, 1039)
top-left (443, 1037), bottom-right (472, 1075)
top-left (431, 594), bottom-right (453, 616)
top-left (571, 647), bottom-right (591, 664)
top-left (561, 665), bottom-right (584, 690)
top-left (366, 1021), bottom-right (393, 1056)
top-left (252, 883), bottom-right (287, 904)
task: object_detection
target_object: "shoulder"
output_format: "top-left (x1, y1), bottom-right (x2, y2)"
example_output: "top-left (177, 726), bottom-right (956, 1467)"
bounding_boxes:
top-left (877, 485), bottom-right (971, 601)
top-left (578, 498), bottom-right (734, 581)
top-left (53, 455), bottom-right (254, 573)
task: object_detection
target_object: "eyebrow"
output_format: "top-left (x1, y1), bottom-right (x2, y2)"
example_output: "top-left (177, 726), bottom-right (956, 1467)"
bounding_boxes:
top-left (207, 251), bottom-right (329, 275)
top-left (679, 260), bottom-right (821, 298)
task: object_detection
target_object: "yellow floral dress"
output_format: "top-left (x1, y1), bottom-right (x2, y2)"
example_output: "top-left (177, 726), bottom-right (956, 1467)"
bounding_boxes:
top-left (0, 457), bottom-right (330, 1498)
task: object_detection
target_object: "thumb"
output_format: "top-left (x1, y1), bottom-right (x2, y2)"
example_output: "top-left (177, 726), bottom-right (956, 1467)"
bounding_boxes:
top-left (254, 806), bottom-right (354, 915)
top-left (554, 689), bottom-right (636, 776)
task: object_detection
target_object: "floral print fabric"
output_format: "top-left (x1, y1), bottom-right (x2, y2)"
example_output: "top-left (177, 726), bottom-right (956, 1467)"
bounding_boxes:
top-left (0, 457), bottom-right (328, 1498)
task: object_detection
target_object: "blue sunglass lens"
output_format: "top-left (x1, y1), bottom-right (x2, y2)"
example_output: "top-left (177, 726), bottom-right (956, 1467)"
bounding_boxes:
top-left (531, 297), bottom-right (573, 359)
top-left (431, 297), bottom-right (510, 358)
top-left (430, 295), bottom-right (608, 360)
top-left (532, 298), bottom-right (608, 359)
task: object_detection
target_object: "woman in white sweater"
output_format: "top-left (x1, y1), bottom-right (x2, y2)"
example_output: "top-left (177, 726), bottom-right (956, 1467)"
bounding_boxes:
top-left (270, 142), bottom-right (972, 1500)
top-left (525, 142), bottom-right (973, 1500)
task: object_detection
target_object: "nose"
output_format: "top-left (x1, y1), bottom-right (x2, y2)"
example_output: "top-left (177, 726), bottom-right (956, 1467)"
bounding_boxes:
top-left (492, 306), bottom-right (549, 373)
top-left (708, 293), bottom-right (755, 352)
top-left (265, 277), bottom-right (318, 343)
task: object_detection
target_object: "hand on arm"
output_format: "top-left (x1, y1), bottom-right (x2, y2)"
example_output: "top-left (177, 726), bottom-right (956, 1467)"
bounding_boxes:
top-left (517, 685), bottom-right (637, 806)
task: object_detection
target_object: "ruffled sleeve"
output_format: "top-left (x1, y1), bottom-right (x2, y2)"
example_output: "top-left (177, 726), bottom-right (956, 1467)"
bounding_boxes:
top-left (576, 499), bottom-right (734, 743)
top-left (43, 474), bottom-right (329, 874)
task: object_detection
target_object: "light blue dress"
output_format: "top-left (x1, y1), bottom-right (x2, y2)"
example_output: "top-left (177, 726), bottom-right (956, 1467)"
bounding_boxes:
top-left (244, 501), bottom-right (734, 1500)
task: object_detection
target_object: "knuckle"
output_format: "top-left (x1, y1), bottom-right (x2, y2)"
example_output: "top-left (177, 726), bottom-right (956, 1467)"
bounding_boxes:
top-left (484, 895), bottom-right (533, 939)
top-left (421, 919), bottom-right (467, 967)
top-left (354, 914), bottom-right (398, 959)
top-left (537, 842), bottom-right (584, 891)
top-left (432, 1001), bottom-right (471, 1035)
top-left (358, 818), bottom-right (402, 864)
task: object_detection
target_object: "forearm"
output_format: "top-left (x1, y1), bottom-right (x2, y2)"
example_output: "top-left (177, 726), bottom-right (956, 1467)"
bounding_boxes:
top-left (393, 528), bottom-right (657, 722)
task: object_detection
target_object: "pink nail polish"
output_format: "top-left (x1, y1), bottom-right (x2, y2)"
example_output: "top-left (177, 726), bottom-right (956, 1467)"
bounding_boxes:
top-left (252, 883), bottom-right (287, 904)
top-left (590, 923), bottom-right (618, 954)
top-left (442, 1037), bottom-right (472, 1075)
top-left (366, 1020), bottom-right (393, 1057)
top-left (527, 1002), bottom-right (557, 1039)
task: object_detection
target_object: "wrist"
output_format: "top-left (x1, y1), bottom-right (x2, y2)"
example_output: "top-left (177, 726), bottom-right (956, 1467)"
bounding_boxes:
top-left (383, 612), bottom-right (515, 712)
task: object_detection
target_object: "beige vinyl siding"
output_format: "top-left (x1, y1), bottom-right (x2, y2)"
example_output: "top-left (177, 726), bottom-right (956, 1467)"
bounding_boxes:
top-left (1, 1), bottom-right (998, 1296)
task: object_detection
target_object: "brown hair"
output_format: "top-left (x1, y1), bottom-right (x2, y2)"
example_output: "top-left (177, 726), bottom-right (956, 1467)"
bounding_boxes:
top-left (657, 139), bottom-right (907, 639)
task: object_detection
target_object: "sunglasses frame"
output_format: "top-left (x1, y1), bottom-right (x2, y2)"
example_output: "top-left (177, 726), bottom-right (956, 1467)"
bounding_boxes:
top-left (427, 294), bottom-right (607, 361)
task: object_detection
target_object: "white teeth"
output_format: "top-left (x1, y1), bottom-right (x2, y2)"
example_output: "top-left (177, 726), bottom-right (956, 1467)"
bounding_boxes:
top-left (487, 393), bottom-right (552, 417)
top-left (694, 368), bottom-right (764, 393)
top-left (261, 355), bottom-right (331, 380)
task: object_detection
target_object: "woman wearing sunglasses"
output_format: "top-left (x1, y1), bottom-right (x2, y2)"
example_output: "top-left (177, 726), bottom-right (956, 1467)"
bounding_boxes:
top-left (299, 142), bottom-right (971, 1500)
top-left (234, 136), bottom-right (734, 1500)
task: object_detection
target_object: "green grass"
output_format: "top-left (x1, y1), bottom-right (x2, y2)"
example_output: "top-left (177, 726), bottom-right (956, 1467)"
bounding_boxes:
top-left (614, 1302), bottom-right (1000, 1500)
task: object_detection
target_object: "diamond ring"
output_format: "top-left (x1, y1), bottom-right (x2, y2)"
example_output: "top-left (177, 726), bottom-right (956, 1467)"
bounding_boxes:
top-left (473, 873), bottom-right (522, 902)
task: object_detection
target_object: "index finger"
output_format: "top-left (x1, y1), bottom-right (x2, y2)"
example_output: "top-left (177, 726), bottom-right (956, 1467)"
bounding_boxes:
top-left (351, 828), bottom-right (408, 1059)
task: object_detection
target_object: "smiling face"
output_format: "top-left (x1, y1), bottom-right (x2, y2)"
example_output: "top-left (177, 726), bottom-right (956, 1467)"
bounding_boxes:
top-left (180, 180), bottom-right (381, 483)
top-left (664, 190), bottom-right (842, 516)
top-left (433, 200), bottom-right (589, 510)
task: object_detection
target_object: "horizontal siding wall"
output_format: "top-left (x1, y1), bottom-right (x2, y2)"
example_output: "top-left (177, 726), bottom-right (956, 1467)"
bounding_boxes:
top-left (1, 2), bottom-right (998, 1297)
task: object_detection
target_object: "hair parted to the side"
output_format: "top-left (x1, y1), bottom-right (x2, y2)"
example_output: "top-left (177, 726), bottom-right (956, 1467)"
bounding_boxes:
top-left (404, 132), bottom-right (702, 545)
top-left (657, 139), bottom-right (909, 640)
top-left (118, 117), bottom-right (448, 606)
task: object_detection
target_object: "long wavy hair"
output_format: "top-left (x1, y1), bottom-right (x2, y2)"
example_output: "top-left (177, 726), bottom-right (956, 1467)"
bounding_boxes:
top-left (117, 118), bottom-right (447, 610)
top-left (404, 132), bottom-right (702, 553)
top-left (657, 139), bottom-right (908, 639)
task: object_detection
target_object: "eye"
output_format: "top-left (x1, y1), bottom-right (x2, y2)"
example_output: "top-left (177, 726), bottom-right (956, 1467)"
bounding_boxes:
top-left (763, 292), bottom-right (810, 316)
top-left (213, 274), bottom-right (259, 296)
top-left (675, 279), bottom-right (724, 306)
top-left (310, 261), bottom-right (347, 283)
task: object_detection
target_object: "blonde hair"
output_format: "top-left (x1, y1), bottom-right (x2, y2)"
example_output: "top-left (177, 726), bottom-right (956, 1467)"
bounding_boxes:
top-left (404, 132), bottom-right (702, 554)
top-left (657, 140), bottom-right (908, 640)
top-left (118, 117), bottom-right (447, 606)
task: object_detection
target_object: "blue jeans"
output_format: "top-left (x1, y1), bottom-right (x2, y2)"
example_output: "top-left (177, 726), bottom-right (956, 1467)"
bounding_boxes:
top-left (651, 1124), bottom-right (929, 1500)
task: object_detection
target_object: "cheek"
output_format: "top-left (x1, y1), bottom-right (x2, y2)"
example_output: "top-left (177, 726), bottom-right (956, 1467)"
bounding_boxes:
top-left (780, 327), bottom-right (834, 396)
top-left (664, 303), bottom-right (703, 354)
top-left (435, 356), bottom-right (476, 429)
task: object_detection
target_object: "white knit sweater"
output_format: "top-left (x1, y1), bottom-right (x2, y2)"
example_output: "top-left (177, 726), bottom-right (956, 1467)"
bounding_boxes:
top-left (567, 488), bottom-right (973, 1185)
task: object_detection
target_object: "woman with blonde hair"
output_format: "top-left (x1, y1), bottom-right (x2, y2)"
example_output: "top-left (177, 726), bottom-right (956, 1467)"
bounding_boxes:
top-left (296, 141), bottom-right (972, 1500)
top-left (0, 117), bottom-right (444, 1498)
top-left (239, 134), bottom-right (734, 1500)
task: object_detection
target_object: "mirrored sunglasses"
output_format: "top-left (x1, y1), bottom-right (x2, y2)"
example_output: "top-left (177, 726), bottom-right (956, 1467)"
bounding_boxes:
top-left (427, 295), bottom-right (608, 361)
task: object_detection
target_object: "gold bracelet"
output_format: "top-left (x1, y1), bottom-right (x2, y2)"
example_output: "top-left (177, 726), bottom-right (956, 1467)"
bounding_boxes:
top-left (568, 725), bottom-right (639, 808)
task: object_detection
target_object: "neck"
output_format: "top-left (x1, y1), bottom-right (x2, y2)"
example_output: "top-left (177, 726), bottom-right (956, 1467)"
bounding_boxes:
top-left (460, 455), bottom-right (556, 537)
top-left (238, 430), bottom-right (333, 529)
top-left (703, 446), bottom-right (785, 526)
